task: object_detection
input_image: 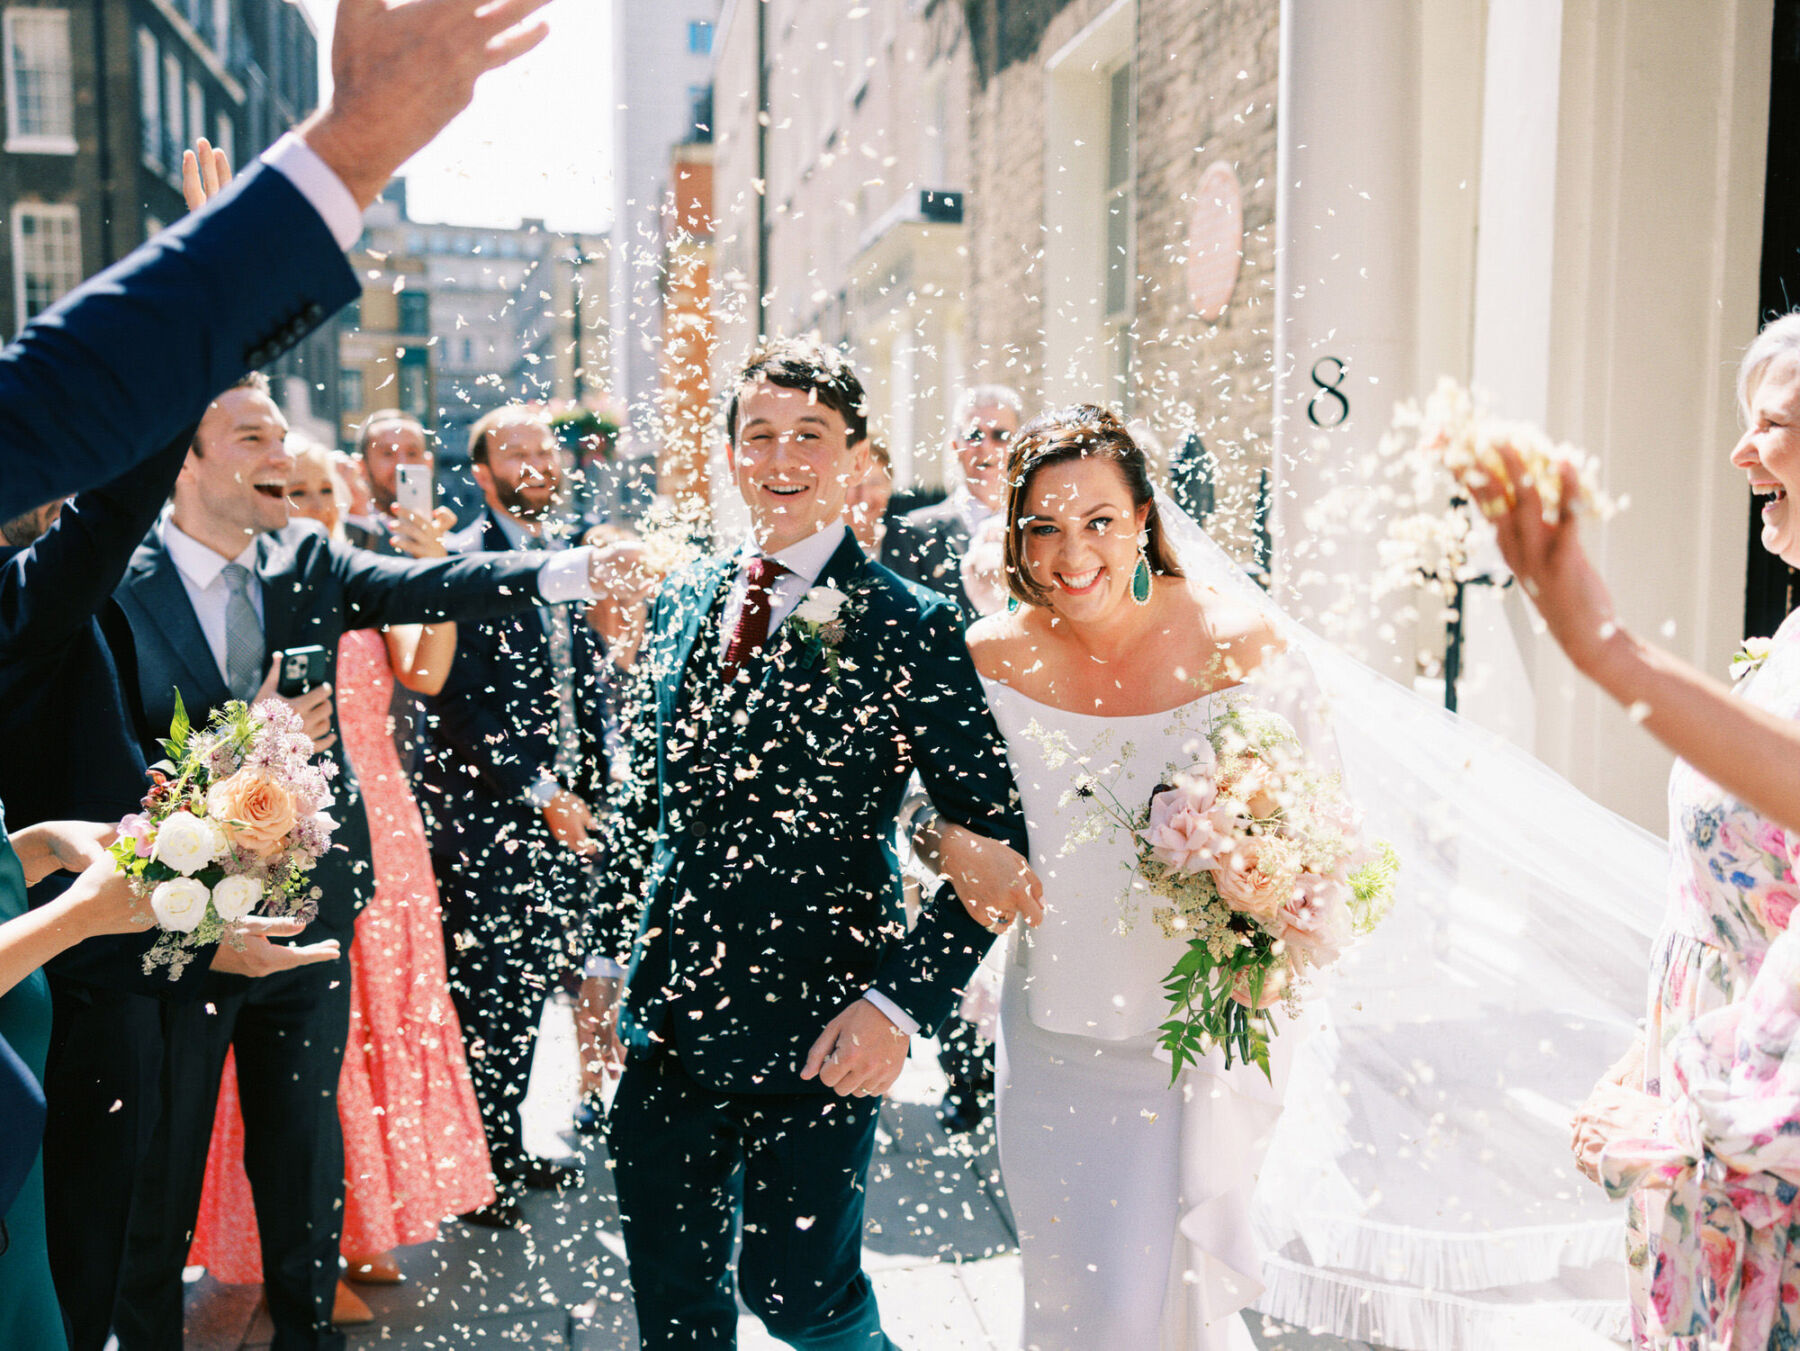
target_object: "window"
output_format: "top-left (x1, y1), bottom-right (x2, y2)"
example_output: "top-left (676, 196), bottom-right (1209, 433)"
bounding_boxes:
top-left (339, 367), bottom-right (364, 412)
top-left (1102, 62), bottom-right (1133, 321)
top-left (397, 348), bottom-right (429, 417)
top-left (162, 51), bottom-right (183, 169)
top-left (687, 20), bottom-right (713, 55)
top-left (186, 78), bottom-right (203, 165)
top-left (341, 294), bottom-right (361, 328)
top-left (137, 28), bottom-right (160, 167)
top-left (213, 111), bottom-right (233, 171)
top-left (12, 203), bottom-right (81, 328)
top-left (4, 8), bottom-right (76, 153)
top-left (397, 290), bottom-right (429, 335)
top-left (210, 0), bottom-right (229, 57)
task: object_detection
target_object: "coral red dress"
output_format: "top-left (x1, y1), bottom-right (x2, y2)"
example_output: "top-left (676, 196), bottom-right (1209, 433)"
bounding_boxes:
top-left (188, 628), bottom-right (493, 1281)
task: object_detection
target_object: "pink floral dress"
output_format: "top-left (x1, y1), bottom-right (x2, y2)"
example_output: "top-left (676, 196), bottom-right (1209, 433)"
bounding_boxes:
top-left (1599, 614), bottom-right (1800, 1349)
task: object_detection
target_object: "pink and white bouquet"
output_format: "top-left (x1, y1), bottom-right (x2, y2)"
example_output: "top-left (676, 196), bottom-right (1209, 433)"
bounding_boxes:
top-left (109, 692), bottom-right (337, 978)
top-left (1092, 703), bottom-right (1396, 1080)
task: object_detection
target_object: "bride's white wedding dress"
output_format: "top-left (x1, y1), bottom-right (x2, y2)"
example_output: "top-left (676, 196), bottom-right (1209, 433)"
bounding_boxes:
top-left (983, 651), bottom-right (1332, 1351)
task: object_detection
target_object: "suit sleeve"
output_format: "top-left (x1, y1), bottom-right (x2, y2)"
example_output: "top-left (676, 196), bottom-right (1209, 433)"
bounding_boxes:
top-left (0, 431), bottom-right (191, 660)
top-left (0, 164), bottom-right (357, 521)
top-left (329, 538), bottom-right (551, 631)
top-left (872, 597), bottom-right (1027, 1034)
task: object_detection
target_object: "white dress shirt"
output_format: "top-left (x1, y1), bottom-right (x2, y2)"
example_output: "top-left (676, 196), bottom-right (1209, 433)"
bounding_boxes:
top-left (163, 523), bottom-right (264, 687)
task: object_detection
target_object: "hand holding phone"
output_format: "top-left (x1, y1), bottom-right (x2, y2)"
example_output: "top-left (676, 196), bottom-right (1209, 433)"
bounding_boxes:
top-left (394, 463), bottom-right (434, 517)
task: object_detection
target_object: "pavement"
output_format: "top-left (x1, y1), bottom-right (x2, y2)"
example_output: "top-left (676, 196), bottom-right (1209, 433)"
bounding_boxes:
top-left (180, 994), bottom-right (1369, 1350)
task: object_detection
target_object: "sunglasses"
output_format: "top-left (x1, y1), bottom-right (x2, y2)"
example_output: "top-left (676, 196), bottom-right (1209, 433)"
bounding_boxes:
top-left (962, 427), bottom-right (1013, 446)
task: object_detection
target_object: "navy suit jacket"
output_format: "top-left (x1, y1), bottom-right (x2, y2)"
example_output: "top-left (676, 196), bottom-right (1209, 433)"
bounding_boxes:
top-left (615, 531), bottom-right (1026, 1094)
top-left (416, 511), bottom-right (612, 869)
top-left (0, 162), bottom-right (356, 522)
top-left (0, 434), bottom-right (219, 996)
top-left (110, 522), bottom-right (555, 965)
top-left (884, 498), bottom-right (974, 611)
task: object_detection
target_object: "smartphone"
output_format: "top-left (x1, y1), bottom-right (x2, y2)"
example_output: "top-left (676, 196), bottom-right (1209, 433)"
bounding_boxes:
top-left (274, 645), bottom-right (329, 699)
top-left (395, 463), bottom-right (434, 516)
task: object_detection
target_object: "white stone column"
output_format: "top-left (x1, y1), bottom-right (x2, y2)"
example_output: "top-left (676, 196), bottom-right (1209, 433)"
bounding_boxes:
top-left (1270, 0), bottom-right (1422, 679)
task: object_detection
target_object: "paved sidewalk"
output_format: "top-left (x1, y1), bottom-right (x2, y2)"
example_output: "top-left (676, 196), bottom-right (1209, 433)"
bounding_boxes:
top-left (182, 995), bottom-right (1366, 1350)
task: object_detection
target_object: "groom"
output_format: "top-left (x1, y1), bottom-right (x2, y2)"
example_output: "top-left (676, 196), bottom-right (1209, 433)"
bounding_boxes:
top-left (602, 339), bottom-right (1026, 1348)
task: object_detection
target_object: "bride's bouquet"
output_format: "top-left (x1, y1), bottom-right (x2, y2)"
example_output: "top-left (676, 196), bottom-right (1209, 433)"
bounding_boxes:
top-left (1088, 703), bottom-right (1397, 1081)
top-left (110, 693), bottom-right (337, 978)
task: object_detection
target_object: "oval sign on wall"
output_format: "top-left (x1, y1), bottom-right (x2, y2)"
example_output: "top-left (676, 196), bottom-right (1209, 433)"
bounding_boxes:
top-left (1187, 160), bottom-right (1244, 322)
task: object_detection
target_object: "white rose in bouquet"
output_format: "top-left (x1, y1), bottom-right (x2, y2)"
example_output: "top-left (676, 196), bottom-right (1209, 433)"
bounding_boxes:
top-left (794, 586), bottom-right (848, 625)
top-left (209, 875), bottom-right (262, 923)
top-left (151, 811), bottom-right (221, 876)
top-left (149, 877), bottom-right (210, 933)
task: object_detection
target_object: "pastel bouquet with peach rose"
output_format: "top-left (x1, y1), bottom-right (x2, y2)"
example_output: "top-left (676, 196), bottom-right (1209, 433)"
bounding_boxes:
top-left (1083, 702), bottom-right (1397, 1081)
top-left (109, 691), bottom-right (337, 978)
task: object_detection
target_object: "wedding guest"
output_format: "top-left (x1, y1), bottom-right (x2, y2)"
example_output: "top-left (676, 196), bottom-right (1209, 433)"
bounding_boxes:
top-left (0, 0), bottom-right (555, 526)
top-left (0, 822), bottom-right (161, 1351)
top-left (1467, 311), bottom-right (1800, 1348)
top-left (0, 150), bottom-right (344, 1351)
top-left (846, 436), bottom-right (894, 559)
top-left (342, 412), bottom-right (437, 775)
top-left (886, 383), bottom-right (1021, 609)
top-left (415, 407), bottom-right (614, 1226)
top-left (185, 441), bottom-right (492, 1323)
top-left (108, 380), bottom-right (619, 1348)
top-left (346, 411), bottom-right (433, 552)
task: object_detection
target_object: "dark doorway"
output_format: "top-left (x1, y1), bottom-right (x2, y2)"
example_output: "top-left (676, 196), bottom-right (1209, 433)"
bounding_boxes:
top-left (1749, 0), bottom-right (1800, 637)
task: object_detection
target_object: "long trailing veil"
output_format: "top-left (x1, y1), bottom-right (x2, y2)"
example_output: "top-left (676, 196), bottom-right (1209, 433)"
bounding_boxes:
top-left (1152, 489), bottom-right (1665, 1349)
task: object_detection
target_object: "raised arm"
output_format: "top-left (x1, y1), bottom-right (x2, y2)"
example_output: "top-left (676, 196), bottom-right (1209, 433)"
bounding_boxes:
top-left (0, 0), bottom-right (555, 520)
top-left (1466, 446), bottom-right (1800, 835)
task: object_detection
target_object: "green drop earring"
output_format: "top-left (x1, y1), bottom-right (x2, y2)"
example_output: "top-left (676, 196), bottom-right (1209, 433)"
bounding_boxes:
top-left (1130, 537), bottom-right (1153, 606)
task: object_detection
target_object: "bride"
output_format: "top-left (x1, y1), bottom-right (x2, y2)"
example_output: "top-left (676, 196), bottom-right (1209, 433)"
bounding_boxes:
top-left (923, 405), bottom-right (1345, 1350)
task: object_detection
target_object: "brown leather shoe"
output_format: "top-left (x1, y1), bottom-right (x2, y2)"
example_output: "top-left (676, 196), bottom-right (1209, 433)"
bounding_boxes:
top-left (332, 1280), bottom-right (374, 1326)
top-left (344, 1251), bottom-right (404, 1285)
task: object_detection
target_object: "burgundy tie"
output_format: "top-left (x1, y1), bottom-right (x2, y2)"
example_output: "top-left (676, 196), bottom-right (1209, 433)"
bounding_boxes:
top-left (722, 556), bottom-right (787, 680)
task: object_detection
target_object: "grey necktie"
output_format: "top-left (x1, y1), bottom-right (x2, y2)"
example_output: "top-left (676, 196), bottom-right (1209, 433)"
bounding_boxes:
top-left (220, 562), bottom-right (263, 701)
top-left (523, 533), bottom-right (583, 784)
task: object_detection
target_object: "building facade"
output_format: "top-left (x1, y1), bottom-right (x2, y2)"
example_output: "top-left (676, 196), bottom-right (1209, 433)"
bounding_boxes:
top-left (0, 0), bottom-right (337, 439)
top-left (658, 135), bottom-right (714, 509)
top-left (611, 0), bottom-right (721, 445)
top-left (711, 0), bottom-right (973, 505)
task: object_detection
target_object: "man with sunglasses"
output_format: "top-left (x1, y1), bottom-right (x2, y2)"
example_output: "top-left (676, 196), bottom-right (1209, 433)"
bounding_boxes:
top-left (887, 385), bottom-right (1023, 614)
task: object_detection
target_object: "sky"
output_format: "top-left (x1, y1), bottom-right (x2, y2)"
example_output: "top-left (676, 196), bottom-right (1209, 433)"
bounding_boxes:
top-left (294, 0), bottom-right (614, 233)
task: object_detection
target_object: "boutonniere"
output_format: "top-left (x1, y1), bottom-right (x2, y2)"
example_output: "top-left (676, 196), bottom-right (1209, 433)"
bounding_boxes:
top-left (1732, 636), bottom-right (1775, 682)
top-left (790, 585), bottom-right (855, 684)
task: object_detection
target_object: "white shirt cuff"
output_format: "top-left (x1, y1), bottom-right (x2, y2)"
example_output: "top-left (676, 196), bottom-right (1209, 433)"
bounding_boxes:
top-left (538, 547), bottom-right (599, 604)
top-left (262, 132), bottom-right (362, 251)
top-left (862, 989), bottom-right (920, 1037)
top-left (582, 954), bottom-right (624, 980)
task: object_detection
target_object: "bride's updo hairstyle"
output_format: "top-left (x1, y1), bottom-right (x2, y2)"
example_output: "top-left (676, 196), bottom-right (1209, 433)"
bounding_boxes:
top-left (1001, 403), bottom-right (1184, 610)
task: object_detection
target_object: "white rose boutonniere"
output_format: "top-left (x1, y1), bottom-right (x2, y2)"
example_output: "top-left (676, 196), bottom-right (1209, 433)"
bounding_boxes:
top-left (790, 584), bottom-right (854, 684)
top-left (1732, 636), bottom-right (1775, 683)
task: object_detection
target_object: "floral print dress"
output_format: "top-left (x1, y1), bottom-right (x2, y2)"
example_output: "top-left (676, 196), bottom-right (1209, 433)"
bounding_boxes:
top-left (1599, 614), bottom-right (1800, 1349)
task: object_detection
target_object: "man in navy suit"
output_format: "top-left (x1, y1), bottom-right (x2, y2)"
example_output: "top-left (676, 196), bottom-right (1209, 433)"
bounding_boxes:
top-left (0, 411), bottom-right (345, 1351)
top-left (108, 380), bottom-right (617, 1350)
top-left (415, 406), bottom-right (613, 1225)
top-left (599, 341), bottom-right (1027, 1349)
